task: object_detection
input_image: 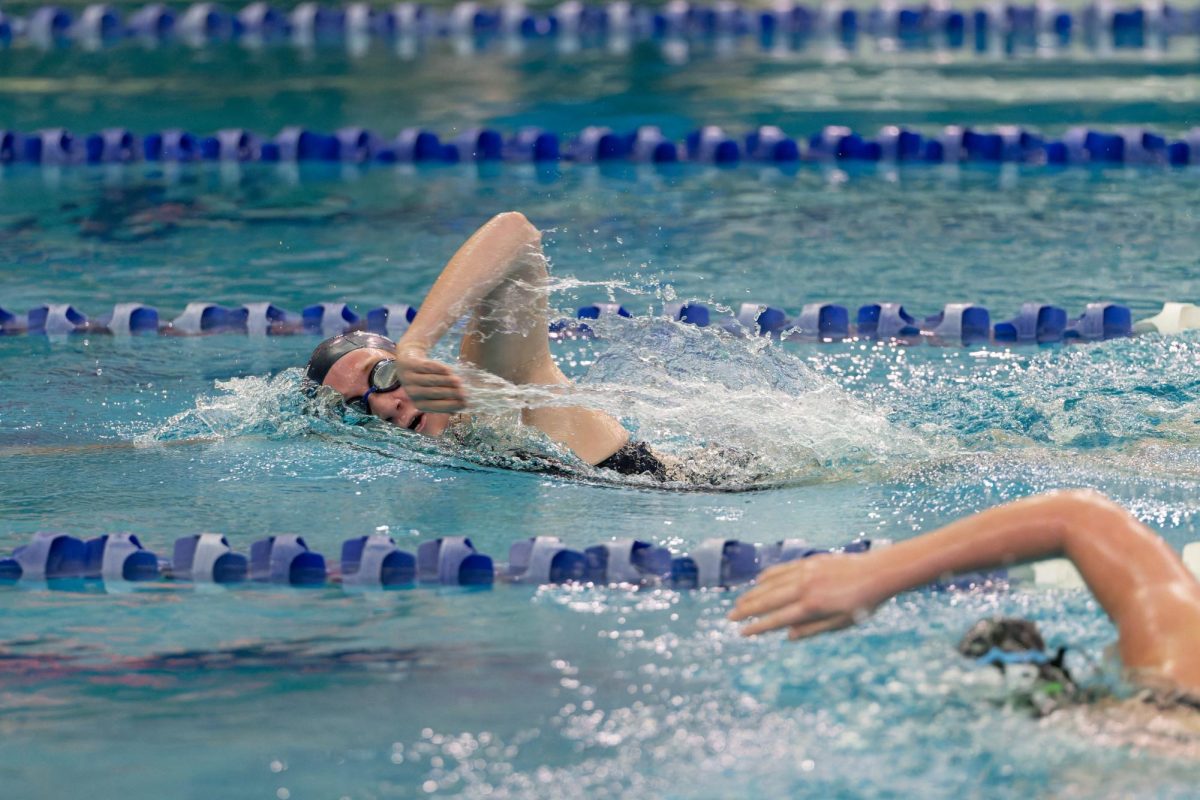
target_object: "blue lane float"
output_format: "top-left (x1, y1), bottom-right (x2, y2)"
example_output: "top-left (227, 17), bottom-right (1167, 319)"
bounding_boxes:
top-left (6, 532), bottom-right (87, 581)
top-left (733, 302), bottom-right (791, 337)
top-left (416, 536), bottom-right (494, 585)
top-left (993, 303), bottom-right (1067, 344)
top-left (171, 533), bottom-right (249, 583)
top-left (584, 539), bottom-right (672, 585)
top-left (856, 303), bottom-right (921, 340)
top-left (168, 302), bottom-right (248, 334)
top-left (759, 538), bottom-right (873, 566)
top-left (506, 536), bottom-right (587, 584)
top-left (629, 127), bottom-right (679, 164)
top-left (1064, 302), bottom-right (1133, 341)
top-left (250, 534), bottom-right (327, 585)
top-left (508, 127), bottom-right (561, 162)
top-left (790, 302), bottom-right (849, 341)
top-left (243, 301), bottom-right (301, 334)
top-left (94, 303), bottom-right (160, 335)
top-left (341, 534), bottom-right (416, 587)
top-left (922, 303), bottom-right (991, 346)
top-left (745, 126), bottom-right (801, 162)
top-left (365, 304), bottom-right (417, 336)
top-left (302, 302), bottom-right (359, 335)
top-left (83, 533), bottom-right (160, 581)
top-left (26, 304), bottom-right (89, 334)
top-left (2, 123), bottom-right (1200, 168)
top-left (670, 538), bottom-right (761, 589)
top-left (663, 301), bottom-right (712, 327)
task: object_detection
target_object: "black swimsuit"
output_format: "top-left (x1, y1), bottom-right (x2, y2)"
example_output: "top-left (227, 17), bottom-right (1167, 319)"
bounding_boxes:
top-left (595, 440), bottom-right (668, 481)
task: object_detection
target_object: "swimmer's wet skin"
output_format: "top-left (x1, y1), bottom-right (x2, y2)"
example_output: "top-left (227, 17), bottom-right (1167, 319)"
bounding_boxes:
top-left (730, 490), bottom-right (1200, 702)
top-left (306, 211), bottom-right (670, 477)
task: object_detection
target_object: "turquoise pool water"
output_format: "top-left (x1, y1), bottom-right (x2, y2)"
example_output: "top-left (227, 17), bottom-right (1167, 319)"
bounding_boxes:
top-left (3, 35), bottom-right (1200, 800)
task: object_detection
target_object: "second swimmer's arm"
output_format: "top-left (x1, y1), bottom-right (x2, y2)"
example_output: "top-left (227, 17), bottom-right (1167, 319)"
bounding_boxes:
top-left (730, 490), bottom-right (1200, 686)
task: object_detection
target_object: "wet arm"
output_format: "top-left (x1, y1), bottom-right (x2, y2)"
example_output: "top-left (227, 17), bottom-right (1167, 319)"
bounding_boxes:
top-left (390, 211), bottom-right (554, 412)
top-left (732, 491), bottom-right (1200, 685)
top-left (397, 211), bottom-right (548, 364)
top-left (394, 211), bottom-right (628, 463)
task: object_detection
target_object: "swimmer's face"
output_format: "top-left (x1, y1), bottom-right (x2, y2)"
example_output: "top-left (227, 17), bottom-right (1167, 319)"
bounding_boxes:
top-left (322, 348), bottom-right (452, 437)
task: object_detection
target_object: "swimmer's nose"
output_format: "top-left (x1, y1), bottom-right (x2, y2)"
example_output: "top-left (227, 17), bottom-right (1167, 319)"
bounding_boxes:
top-left (367, 387), bottom-right (412, 424)
top-left (383, 391), bottom-right (420, 428)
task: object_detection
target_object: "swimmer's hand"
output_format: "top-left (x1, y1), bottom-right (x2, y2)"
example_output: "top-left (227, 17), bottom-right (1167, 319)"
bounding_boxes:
top-left (727, 553), bottom-right (885, 640)
top-left (394, 346), bottom-right (469, 413)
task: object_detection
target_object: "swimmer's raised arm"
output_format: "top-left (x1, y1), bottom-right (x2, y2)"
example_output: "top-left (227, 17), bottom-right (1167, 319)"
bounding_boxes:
top-left (730, 490), bottom-right (1200, 692)
top-left (394, 211), bottom-right (628, 464)
top-left (391, 212), bottom-right (541, 412)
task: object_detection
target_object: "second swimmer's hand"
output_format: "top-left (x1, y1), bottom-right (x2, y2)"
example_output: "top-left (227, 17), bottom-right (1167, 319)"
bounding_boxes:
top-left (394, 346), bottom-right (469, 413)
top-left (727, 552), bottom-right (886, 640)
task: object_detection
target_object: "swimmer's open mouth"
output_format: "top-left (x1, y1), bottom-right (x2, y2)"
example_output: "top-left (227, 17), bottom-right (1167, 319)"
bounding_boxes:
top-left (408, 414), bottom-right (425, 432)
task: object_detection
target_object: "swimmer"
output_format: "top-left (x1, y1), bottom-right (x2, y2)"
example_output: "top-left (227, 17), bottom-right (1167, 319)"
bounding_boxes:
top-left (306, 212), bottom-right (672, 480)
top-left (730, 490), bottom-right (1200, 737)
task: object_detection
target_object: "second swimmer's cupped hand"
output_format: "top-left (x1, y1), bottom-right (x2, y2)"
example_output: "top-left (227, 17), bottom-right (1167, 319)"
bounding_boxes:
top-left (727, 553), bottom-right (885, 640)
top-left (394, 349), bottom-right (469, 413)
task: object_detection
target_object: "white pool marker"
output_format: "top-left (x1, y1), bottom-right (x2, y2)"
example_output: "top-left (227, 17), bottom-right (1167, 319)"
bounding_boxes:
top-left (1183, 543), bottom-right (1200, 578)
top-left (1006, 559), bottom-right (1086, 589)
top-left (1010, 542), bottom-right (1200, 589)
top-left (1134, 302), bottom-right (1200, 335)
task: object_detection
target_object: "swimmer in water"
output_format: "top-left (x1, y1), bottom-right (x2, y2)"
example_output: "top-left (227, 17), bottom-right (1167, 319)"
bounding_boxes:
top-left (729, 490), bottom-right (1200, 746)
top-left (306, 211), bottom-right (671, 480)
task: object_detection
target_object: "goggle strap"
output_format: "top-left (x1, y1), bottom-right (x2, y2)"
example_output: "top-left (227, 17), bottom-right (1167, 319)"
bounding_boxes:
top-left (975, 647), bottom-right (1051, 668)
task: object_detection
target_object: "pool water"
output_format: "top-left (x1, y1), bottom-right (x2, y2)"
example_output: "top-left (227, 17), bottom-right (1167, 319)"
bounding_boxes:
top-left (3, 30), bottom-right (1200, 800)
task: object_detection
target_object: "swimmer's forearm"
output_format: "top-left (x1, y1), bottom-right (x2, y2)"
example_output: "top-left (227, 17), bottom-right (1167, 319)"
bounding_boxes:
top-left (870, 490), bottom-right (1190, 621)
top-left (397, 212), bottom-right (542, 354)
top-left (867, 491), bottom-right (1071, 597)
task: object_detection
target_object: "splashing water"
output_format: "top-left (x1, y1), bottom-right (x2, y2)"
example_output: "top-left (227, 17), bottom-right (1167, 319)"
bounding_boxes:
top-left (144, 316), bottom-right (930, 489)
top-left (865, 333), bottom-right (1200, 451)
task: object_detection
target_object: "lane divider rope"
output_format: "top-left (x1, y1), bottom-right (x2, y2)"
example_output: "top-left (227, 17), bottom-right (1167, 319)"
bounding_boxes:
top-left (4, 530), bottom-right (1198, 591)
top-left (4, 300), bottom-right (1198, 342)
top-left (3, 1), bottom-right (1196, 50)
top-left (4, 124), bottom-right (1199, 167)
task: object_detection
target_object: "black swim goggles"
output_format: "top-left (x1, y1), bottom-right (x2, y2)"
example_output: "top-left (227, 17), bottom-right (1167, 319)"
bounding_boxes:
top-left (348, 359), bottom-right (403, 413)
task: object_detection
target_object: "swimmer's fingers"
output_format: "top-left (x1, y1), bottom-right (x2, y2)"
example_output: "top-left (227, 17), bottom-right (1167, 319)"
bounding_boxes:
top-left (728, 580), bottom-right (801, 622)
top-left (402, 363), bottom-right (463, 386)
top-left (403, 374), bottom-right (466, 395)
top-left (405, 386), bottom-right (470, 413)
top-left (738, 600), bottom-right (823, 637)
top-left (728, 563), bottom-right (811, 622)
top-left (402, 367), bottom-right (468, 404)
top-left (787, 614), bottom-right (856, 641)
top-left (413, 399), bottom-right (467, 413)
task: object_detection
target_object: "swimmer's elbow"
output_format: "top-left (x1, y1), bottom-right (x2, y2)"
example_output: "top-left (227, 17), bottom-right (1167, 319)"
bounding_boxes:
top-left (1050, 488), bottom-right (1123, 516)
top-left (1047, 489), bottom-right (1147, 551)
top-left (490, 211), bottom-right (541, 243)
